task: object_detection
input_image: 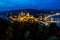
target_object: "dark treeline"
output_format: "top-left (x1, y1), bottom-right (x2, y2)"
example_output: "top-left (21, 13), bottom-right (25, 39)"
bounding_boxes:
top-left (0, 17), bottom-right (60, 40)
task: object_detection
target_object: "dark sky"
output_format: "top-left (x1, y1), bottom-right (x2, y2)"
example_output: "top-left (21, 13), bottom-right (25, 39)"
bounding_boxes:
top-left (0, 0), bottom-right (60, 11)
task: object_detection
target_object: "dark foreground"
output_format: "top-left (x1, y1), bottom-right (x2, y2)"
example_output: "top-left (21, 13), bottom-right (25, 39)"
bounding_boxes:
top-left (0, 18), bottom-right (60, 40)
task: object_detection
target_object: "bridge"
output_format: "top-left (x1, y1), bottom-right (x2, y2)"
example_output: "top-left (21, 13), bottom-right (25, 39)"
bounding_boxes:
top-left (44, 13), bottom-right (60, 21)
top-left (41, 13), bottom-right (60, 26)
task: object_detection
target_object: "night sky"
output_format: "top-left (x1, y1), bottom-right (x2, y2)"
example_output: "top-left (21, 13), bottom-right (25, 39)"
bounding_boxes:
top-left (0, 0), bottom-right (60, 11)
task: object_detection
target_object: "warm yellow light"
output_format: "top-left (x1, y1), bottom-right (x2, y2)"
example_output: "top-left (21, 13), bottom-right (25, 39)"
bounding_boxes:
top-left (45, 22), bottom-right (49, 26)
top-left (26, 13), bottom-right (30, 16)
top-left (30, 16), bottom-right (34, 19)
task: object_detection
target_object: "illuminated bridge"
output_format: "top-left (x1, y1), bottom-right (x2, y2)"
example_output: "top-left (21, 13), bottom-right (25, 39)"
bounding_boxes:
top-left (38, 13), bottom-right (60, 26)
top-left (44, 13), bottom-right (60, 23)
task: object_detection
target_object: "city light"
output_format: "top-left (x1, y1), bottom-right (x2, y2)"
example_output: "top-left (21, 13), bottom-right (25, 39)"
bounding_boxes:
top-left (9, 12), bottom-right (60, 26)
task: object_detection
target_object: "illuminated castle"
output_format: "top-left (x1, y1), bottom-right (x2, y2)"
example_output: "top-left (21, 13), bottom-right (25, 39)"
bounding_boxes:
top-left (9, 12), bottom-right (39, 23)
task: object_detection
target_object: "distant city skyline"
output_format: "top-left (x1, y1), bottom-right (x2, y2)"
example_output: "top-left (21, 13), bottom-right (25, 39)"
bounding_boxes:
top-left (0, 0), bottom-right (60, 11)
